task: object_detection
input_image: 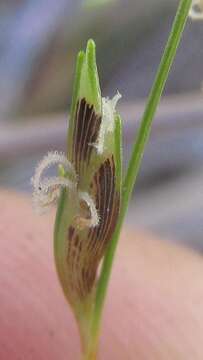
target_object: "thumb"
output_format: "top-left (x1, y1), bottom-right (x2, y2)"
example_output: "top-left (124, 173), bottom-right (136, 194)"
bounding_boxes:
top-left (1, 190), bottom-right (203, 359)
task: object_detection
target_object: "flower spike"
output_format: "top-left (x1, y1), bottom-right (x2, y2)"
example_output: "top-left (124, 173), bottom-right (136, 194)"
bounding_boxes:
top-left (32, 40), bottom-right (122, 357)
top-left (54, 40), bottom-right (122, 351)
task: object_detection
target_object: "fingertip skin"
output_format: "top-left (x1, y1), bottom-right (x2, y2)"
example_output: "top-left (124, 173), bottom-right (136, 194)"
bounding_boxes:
top-left (1, 190), bottom-right (203, 359)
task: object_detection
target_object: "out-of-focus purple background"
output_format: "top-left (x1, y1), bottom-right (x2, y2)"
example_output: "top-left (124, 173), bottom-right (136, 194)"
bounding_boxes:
top-left (0, 0), bottom-right (203, 250)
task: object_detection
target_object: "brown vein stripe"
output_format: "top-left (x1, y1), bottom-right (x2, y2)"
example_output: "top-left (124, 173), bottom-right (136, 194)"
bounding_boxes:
top-left (72, 98), bottom-right (101, 174)
top-left (66, 156), bottom-right (120, 301)
top-left (88, 156), bottom-right (120, 257)
top-left (67, 227), bottom-right (96, 298)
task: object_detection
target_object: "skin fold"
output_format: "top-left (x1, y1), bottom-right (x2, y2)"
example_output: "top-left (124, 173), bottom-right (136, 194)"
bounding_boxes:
top-left (1, 189), bottom-right (203, 359)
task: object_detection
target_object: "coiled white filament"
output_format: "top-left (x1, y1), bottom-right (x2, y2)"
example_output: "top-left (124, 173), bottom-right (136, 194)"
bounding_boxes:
top-left (31, 151), bottom-right (99, 227)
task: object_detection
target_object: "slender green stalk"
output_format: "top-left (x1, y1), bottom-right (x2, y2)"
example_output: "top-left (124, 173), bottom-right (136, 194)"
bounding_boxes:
top-left (90, 0), bottom-right (192, 352)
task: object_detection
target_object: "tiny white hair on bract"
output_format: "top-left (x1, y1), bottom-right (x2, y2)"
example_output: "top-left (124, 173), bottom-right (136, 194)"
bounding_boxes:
top-left (79, 191), bottom-right (100, 227)
top-left (189, 0), bottom-right (203, 19)
top-left (95, 91), bottom-right (121, 154)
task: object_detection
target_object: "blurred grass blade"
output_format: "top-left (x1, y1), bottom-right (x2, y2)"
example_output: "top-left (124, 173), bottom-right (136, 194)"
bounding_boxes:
top-left (83, 0), bottom-right (117, 8)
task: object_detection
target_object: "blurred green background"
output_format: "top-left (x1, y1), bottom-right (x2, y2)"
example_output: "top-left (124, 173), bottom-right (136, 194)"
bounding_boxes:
top-left (0, 0), bottom-right (203, 250)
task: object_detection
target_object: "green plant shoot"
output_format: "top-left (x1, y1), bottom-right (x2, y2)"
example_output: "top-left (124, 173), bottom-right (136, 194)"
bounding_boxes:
top-left (31, 0), bottom-right (193, 358)
top-left (32, 40), bottom-right (122, 358)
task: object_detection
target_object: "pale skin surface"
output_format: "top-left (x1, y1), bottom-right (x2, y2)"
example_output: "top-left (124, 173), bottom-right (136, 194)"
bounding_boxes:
top-left (1, 189), bottom-right (203, 359)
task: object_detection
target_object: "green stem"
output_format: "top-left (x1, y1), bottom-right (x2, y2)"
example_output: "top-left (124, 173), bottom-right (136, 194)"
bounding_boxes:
top-left (90, 0), bottom-right (192, 352)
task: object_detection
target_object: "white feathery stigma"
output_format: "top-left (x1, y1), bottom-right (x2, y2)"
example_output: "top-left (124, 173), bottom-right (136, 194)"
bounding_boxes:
top-left (95, 91), bottom-right (121, 154)
top-left (78, 191), bottom-right (100, 227)
top-left (32, 176), bottom-right (77, 214)
top-left (189, 0), bottom-right (203, 20)
top-left (31, 151), bottom-right (77, 213)
top-left (31, 151), bottom-right (99, 228)
top-left (31, 151), bottom-right (76, 191)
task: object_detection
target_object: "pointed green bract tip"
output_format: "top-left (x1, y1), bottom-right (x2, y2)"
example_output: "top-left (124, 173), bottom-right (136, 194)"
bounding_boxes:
top-left (76, 39), bottom-right (101, 114)
top-left (86, 39), bottom-right (96, 52)
top-left (84, 39), bottom-right (101, 112)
